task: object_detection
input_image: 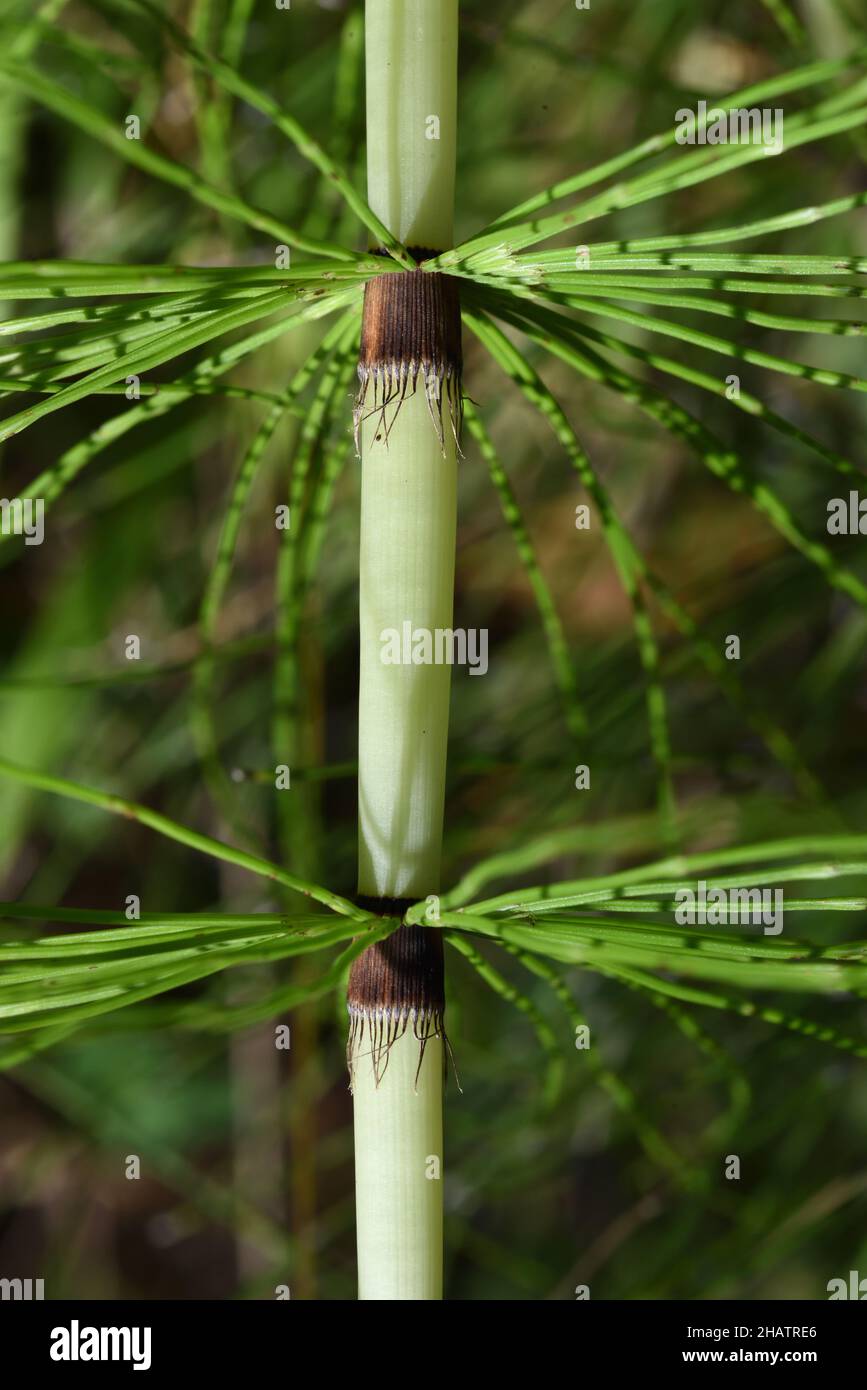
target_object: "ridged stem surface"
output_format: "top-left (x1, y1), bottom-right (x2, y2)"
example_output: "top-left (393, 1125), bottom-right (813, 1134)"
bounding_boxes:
top-left (351, 0), bottom-right (459, 1303)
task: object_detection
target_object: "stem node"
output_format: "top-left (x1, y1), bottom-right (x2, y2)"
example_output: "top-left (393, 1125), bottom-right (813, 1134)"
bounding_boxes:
top-left (347, 924), bottom-right (445, 1087)
top-left (355, 262), bottom-right (463, 456)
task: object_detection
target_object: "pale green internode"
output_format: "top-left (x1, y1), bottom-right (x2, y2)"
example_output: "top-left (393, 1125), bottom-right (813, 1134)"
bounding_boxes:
top-left (357, 390), bottom-right (457, 899)
top-left (364, 0), bottom-right (458, 251)
top-left (352, 1028), bottom-right (444, 1301)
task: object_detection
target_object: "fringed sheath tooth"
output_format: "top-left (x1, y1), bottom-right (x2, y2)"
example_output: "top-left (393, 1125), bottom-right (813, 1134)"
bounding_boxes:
top-left (354, 255), bottom-right (463, 457)
top-left (346, 923), bottom-right (446, 1088)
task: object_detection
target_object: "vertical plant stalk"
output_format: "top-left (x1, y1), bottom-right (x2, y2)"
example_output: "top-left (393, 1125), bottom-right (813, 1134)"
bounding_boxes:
top-left (349, 0), bottom-right (460, 1301)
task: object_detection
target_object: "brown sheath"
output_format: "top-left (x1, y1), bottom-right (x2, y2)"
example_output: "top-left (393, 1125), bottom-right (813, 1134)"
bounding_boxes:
top-left (347, 922), bottom-right (446, 1087)
top-left (354, 249), bottom-right (463, 454)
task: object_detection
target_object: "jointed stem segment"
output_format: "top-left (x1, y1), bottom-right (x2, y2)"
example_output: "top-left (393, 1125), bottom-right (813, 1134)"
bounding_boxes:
top-left (349, 0), bottom-right (460, 1302)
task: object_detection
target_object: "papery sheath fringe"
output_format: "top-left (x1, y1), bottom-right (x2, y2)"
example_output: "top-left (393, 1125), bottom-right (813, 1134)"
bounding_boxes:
top-left (355, 249), bottom-right (463, 456)
top-left (347, 922), bottom-right (446, 1089)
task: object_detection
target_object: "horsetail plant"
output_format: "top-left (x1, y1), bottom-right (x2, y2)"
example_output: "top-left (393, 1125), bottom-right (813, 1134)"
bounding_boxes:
top-left (349, 0), bottom-right (460, 1301)
top-left (0, 0), bottom-right (867, 1301)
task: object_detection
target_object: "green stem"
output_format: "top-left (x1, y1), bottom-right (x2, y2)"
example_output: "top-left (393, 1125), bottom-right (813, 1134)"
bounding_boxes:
top-left (363, 0), bottom-right (457, 250)
top-left (357, 392), bottom-right (457, 897)
top-left (351, 0), bottom-right (459, 1302)
top-left (352, 1030), bottom-right (444, 1299)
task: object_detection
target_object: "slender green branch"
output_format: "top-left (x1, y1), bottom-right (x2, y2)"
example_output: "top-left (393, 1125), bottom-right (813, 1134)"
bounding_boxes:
top-left (465, 48), bottom-right (867, 235)
top-left (121, 0), bottom-right (415, 265)
top-left (3, 288), bottom-right (362, 522)
top-left (446, 930), bottom-right (564, 1106)
top-left (0, 61), bottom-right (351, 259)
top-left (0, 290), bottom-right (292, 443)
top-left (465, 402), bottom-right (587, 744)
top-left (465, 307), bottom-right (677, 842)
top-left (0, 754), bottom-right (368, 920)
top-left (597, 964), bottom-right (867, 1060)
top-left (467, 832), bottom-right (867, 915)
top-left (507, 945), bottom-right (697, 1183)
